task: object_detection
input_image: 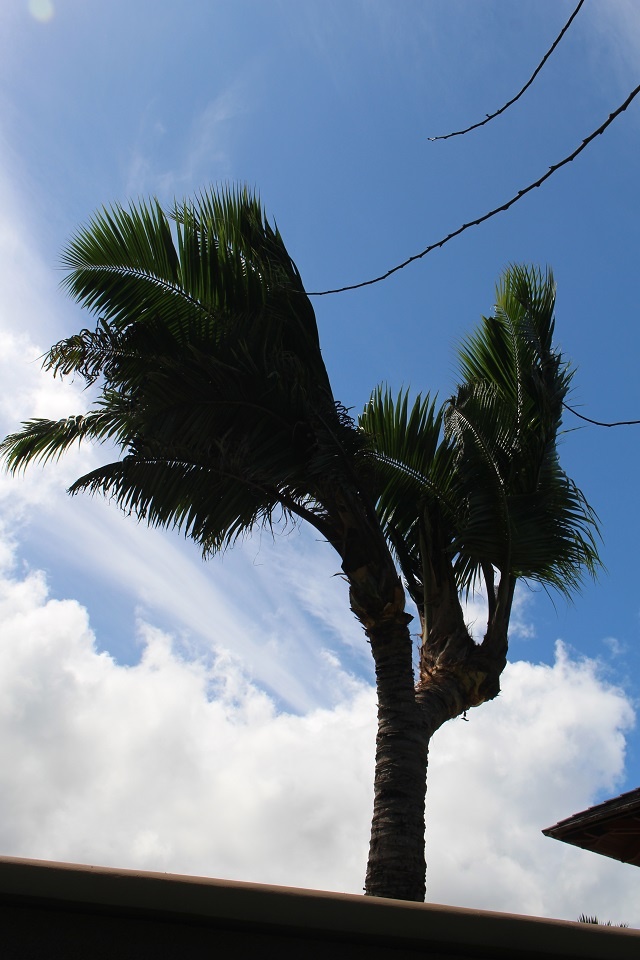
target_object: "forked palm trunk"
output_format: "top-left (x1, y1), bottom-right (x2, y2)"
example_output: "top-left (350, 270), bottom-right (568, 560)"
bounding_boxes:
top-left (363, 620), bottom-right (509, 901)
top-left (333, 501), bottom-right (508, 902)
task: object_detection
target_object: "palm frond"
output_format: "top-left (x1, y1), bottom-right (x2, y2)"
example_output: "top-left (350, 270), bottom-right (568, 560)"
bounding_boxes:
top-left (0, 403), bottom-right (134, 471)
top-left (448, 265), bottom-right (599, 595)
top-left (2, 188), bottom-right (361, 554)
top-left (67, 455), bottom-right (286, 554)
top-left (359, 387), bottom-right (460, 608)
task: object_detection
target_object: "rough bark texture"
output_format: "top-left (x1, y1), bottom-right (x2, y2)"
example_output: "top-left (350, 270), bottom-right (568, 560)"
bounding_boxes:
top-left (360, 574), bottom-right (513, 902)
top-left (364, 616), bottom-right (428, 902)
top-left (323, 491), bottom-right (431, 901)
top-left (324, 491), bottom-right (513, 903)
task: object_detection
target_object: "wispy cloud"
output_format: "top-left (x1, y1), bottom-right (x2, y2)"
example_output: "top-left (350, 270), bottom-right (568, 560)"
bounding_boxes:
top-left (603, 635), bottom-right (626, 658)
top-left (125, 81), bottom-right (252, 201)
top-left (584, 0), bottom-right (640, 88)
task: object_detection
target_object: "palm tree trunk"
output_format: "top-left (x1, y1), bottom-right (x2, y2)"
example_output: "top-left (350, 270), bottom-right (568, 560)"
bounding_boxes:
top-left (332, 505), bottom-right (435, 901)
top-left (364, 619), bottom-right (429, 901)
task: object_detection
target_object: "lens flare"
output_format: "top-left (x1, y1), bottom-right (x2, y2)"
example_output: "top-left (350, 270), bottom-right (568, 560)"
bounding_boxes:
top-left (28, 0), bottom-right (55, 23)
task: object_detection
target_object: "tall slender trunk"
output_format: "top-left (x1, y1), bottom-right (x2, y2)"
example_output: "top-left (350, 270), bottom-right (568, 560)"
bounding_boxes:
top-left (330, 494), bottom-right (431, 901)
top-left (364, 618), bottom-right (429, 901)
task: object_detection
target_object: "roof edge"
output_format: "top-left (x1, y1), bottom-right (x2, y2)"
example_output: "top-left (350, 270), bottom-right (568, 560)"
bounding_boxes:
top-left (0, 856), bottom-right (638, 958)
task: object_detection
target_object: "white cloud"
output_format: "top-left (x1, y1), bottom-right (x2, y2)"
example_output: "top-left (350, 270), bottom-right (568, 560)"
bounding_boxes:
top-left (0, 535), bottom-right (637, 924)
top-left (15, 491), bottom-right (367, 712)
top-left (0, 541), bottom-right (375, 892)
top-left (0, 328), bottom-right (96, 511)
top-left (427, 642), bottom-right (637, 923)
top-left (603, 635), bottom-right (626, 658)
top-left (461, 583), bottom-right (534, 645)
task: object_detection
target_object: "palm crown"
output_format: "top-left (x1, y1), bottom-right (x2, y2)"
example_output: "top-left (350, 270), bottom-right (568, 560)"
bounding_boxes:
top-left (362, 264), bottom-right (599, 643)
top-left (3, 188), bottom-right (369, 556)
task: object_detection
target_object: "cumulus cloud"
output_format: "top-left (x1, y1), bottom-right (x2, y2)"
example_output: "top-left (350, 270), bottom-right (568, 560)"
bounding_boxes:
top-left (0, 541), bottom-right (375, 892)
top-left (426, 644), bottom-right (636, 921)
top-left (0, 534), bottom-right (637, 924)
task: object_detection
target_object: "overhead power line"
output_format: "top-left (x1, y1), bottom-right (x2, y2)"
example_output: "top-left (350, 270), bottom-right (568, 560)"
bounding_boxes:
top-left (308, 82), bottom-right (640, 297)
top-left (429, 0), bottom-right (586, 142)
top-left (563, 403), bottom-right (640, 428)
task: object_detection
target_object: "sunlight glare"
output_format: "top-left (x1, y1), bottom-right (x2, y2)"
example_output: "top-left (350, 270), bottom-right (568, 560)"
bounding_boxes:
top-left (28, 0), bottom-right (55, 23)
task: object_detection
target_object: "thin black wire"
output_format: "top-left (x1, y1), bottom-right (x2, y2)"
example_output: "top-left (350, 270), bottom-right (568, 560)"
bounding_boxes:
top-left (429, 0), bottom-right (586, 142)
top-left (308, 82), bottom-right (640, 297)
top-left (563, 403), bottom-right (640, 428)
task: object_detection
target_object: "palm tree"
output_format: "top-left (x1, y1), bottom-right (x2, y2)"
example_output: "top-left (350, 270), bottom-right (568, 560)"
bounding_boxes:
top-left (0, 188), bottom-right (598, 902)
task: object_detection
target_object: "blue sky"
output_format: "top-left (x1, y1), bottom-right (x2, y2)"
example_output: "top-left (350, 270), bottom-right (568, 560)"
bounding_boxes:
top-left (1, 0), bottom-right (640, 923)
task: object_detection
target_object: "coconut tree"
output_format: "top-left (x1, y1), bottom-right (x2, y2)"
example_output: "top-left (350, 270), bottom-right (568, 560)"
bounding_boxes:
top-left (0, 188), bottom-right (598, 902)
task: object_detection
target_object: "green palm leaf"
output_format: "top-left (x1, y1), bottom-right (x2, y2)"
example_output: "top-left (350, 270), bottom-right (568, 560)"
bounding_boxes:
top-left (447, 264), bottom-right (599, 595)
top-left (359, 387), bottom-right (459, 610)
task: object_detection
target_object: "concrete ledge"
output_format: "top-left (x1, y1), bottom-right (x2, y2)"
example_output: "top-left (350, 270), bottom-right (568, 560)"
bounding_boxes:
top-left (0, 855), bottom-right (638, 959)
